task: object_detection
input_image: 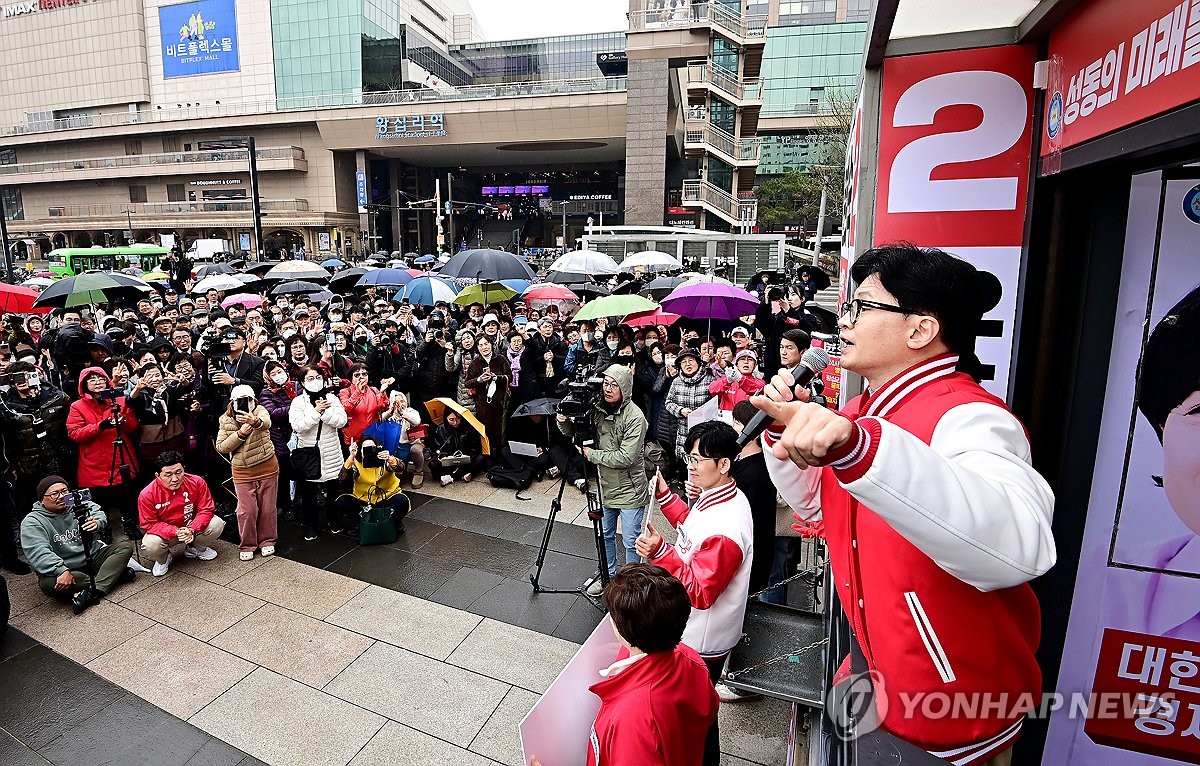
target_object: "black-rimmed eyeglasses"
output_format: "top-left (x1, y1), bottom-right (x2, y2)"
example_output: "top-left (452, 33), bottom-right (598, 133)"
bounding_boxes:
top-left (839, 299), bottom-right (920, 326)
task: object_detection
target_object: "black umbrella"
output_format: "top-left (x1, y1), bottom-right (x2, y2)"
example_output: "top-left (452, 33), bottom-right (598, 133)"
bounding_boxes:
top-left (270, 280), bottom-right (327, 296)
top-left (796, 265), bottom-right (832, 292)
top-left (611, 279), bottom-right (643, 295)
top-left (195, 263), bottom-right (235, 278)
top-left (640, 276), bottom-right (686, 301)
top-left (573, 283), bottom-right (612, 299)
top-left (330, 267), bottom-right (370, 293)
top-left (440, 248), bottom-right (537, 282)
top-left (241, 261), bottom-right (275, 276)
top-left (543, 270), bottom-right (591, 285)
top-left (512, 397), bottom-right (561, 418)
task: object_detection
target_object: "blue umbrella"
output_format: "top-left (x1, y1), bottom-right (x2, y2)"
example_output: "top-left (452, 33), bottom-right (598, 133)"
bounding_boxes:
top-left (402, 276), bottom-right (460, 306)
top-left (501, 279), bottom-right (532, 294)
top-left (320, 258), bottom-right (346, 268)
top-left (356, 268), bottom-right (414, 288)
top-left (414, 254), bottom-right (435, 265)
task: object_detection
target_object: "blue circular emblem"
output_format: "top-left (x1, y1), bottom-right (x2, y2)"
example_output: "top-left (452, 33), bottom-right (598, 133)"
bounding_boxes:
top-left (1047, 92), bottom-right (1063, 140)
top-left (1184, 184), bottom-right (1200, 225)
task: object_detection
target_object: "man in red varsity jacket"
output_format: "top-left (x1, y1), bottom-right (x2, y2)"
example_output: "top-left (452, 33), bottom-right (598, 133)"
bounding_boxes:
top-left (753, 245), bottom-right (1056, 766)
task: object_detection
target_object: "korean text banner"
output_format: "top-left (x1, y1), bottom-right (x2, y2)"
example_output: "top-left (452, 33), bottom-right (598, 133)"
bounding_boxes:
top-left (160, 0), bottom-right (240, 79)
top-left (1042, 0), bottom-right (1200, 156)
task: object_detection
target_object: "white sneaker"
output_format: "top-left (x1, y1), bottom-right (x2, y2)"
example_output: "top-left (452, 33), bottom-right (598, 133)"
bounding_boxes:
top-left (185, 546), bottom-right (218, 561)
top-left (440, 475), bottom-right (454, 487)
top-left (584, 576), bottom-right (605, 598)
top-left (715, 682), bottom-right (763, 703)
top-left (127, 559), bottom-right (152, 574)
top-left (574, 479), bottom-right (587, 493)
top-left (260, 546), bottom-right (275, 557)
top-left (152, 552), bottom-right (173, 577)
top-left (239, 551), bottom-right (254, 561)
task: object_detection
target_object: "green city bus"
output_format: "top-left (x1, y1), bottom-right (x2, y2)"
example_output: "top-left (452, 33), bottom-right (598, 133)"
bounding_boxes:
top-left (46, 246), bottom-right (170, 278)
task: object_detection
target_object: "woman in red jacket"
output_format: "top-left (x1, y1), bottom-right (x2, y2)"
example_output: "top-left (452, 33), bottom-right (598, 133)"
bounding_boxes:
top-left (66, 367), bottom-right (141, 538)
top-left (338, 362), bottom-right (388, 446)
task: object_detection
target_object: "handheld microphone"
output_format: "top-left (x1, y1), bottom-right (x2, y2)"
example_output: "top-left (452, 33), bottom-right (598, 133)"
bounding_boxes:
top-left (736, 347), bottom-right (832, 448)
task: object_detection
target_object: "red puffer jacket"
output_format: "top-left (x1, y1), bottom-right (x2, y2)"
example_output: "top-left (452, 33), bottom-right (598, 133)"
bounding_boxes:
top-left (66, 367), bottom-right (140, 488)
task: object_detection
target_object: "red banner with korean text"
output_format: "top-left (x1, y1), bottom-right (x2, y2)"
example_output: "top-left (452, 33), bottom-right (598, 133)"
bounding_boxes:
top-left (1043, 0), bottom-right (1200, 157)
top-left (873, 45), bottom-right (1036, 400)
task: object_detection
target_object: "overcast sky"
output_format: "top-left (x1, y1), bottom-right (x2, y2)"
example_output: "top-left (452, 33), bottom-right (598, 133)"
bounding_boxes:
top-left (468, 0), bottom-right (628, 41)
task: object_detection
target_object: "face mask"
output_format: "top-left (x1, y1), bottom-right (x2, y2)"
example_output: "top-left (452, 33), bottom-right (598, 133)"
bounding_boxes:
top-left (329, 313), bottom-right (343, 322)
top-left (606, 341), bottom-right (619, 351)
top-left (652, 354), bottom-right (663, 365)
top-left (665, 356), bottom-right (677, 367)
top-left (303, 379), bottom-right (324, 394)
top-left (271, 371), bottom-right (289, 385)
top-left (617, 354), bottom-right (634, 363)
top-left (594, 331), bottom-right (603, 341)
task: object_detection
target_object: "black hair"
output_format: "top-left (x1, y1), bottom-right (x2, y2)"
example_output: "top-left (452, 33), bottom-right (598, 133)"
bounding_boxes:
top-left (850, 243), bottom-right (1001, 382)
top-left (156, 451), bottom-right (185, 472)
top-left (714, 337), bottom-right (736, 353)
top-left (684, 421), bottom-right (740, 462)
top-left (603, 563), bottom-right (691, 653)
top-left (1137, 283), bottom-right (1200, 441)
top-left (732, 400), bottom-right (759, 429)
top-left (780, 328), bottom-right (811, 349)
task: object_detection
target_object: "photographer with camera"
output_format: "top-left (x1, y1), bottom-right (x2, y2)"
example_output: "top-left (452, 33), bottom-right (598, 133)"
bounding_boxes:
top-left (557, 364), bottom-right (649, 598)
top-left (411, 311), bottom-right (450, 422)
top-left (66, 367), bottom-right (141, 539)
top-left (20, 476), bottom-right (136, 614)
top-left (128, 361), bottom-right (190, 471)
top-left (444, 328), bottom-right (478, 413)
top-left (42, 309), bottom-right (94, 399)
top-left (366, 320), bottom-right (415, 394)
top-left (215, 386), bottom-right (278, 561)
top-left (1, 360), bottom-right (72, 516)
top-left (289, 366), bottom-right (349, 541)
top-left (336, 436), bottom-right (411, 535)
top-left (138, 451), bottom-right (225, 577)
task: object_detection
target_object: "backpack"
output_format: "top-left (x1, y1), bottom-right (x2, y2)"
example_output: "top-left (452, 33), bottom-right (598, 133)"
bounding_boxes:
top-left (487, 464), bottom-right (534, 491)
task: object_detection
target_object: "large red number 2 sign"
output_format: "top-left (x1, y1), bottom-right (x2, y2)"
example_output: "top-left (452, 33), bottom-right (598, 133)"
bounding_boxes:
top-left (873, 45), bottom-right (1036, 400)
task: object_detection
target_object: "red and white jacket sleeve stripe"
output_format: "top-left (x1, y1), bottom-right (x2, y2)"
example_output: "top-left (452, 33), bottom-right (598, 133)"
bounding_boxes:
top-left (650, 488), bottom-right (744, 610)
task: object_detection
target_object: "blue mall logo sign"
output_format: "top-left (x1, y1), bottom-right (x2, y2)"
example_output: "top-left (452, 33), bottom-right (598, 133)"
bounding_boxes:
top-left (160, 0), bottom-right (239, 79)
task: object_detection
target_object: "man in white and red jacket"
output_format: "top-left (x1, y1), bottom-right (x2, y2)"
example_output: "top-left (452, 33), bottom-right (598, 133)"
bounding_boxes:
top-left (637, 420), bottom-right (753, 766)
top-left (138, 450), bottom-right (226, 577)
top-left (753, 245), bottom-right (1056, 766)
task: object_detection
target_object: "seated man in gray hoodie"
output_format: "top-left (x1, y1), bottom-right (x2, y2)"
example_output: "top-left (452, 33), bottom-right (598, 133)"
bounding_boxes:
top-left (20, 475), bottom-right (137, 614)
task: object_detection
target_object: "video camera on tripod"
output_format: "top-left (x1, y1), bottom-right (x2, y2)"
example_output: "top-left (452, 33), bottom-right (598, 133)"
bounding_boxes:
top-left (62, 487), bottom-right (102, 613)
top-left (555, 364), bottom-right (604, 443)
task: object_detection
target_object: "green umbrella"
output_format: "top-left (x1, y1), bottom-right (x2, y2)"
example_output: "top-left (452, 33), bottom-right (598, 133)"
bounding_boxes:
top-left (452, 280), bottom-right (519, 307)
top-left (571, 293), bottom-right (658, 322)
top-left (32, 271), bottom-right (154, 308)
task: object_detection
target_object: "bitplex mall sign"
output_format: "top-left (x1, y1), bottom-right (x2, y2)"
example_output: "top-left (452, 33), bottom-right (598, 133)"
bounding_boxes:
top-left (2, 0), bottom-right (108, 21)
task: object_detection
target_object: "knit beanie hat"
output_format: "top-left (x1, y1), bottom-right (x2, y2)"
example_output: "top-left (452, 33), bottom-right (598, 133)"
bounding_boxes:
top-left (36, 475), bottom-right (67, 500)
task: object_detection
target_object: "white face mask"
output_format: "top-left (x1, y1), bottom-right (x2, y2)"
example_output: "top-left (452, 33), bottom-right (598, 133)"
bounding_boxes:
top-left (303, 379), bottom-right (324, 393)
top-left (665, 356), bottom-right (677, 367)
top-left (606, 341), bottom-right (619, 351)
top-left (271, 371), bottom-right (289, 385)
top-left (594, 331), bottom-right (603, 341)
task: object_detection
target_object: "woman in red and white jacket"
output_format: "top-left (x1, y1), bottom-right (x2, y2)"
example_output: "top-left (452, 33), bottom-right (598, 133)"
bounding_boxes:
top-left (636, 420), bottom-right (753, 766)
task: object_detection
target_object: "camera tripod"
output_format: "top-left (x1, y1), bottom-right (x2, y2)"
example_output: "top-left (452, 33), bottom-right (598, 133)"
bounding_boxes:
top-left (72, 508), bottom-right (102, 614)
top-left (107, 401), bottom-right (148, 568)
top-left (529, 441), bottom-right (611, 612)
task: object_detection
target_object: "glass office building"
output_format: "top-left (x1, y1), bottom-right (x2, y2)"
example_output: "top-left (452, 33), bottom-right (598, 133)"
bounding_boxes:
top-left (760, 22), bottom-right (866, 119)
top-left (272, 0), bottom-right (364, 102)
top-left (450, 33), bottom-right (626, 84)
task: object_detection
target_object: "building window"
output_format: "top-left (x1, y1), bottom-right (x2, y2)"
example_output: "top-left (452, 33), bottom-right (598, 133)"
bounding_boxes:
top-left (125, 139), bottom-right (143, 156)
top-left (418, 0), bottom-right (446, 23)
top-left (0, 149), bottom-right (14, 165)
top-left (846, 0), bottom-right (871, 19)
top-left (1, 187), bottom-right (24, 220)
top-left (162, 136), bottom-right (181, 153)
top-left (778, 0), bottom-right (837, 24)
top-left (167, 184), bottom-right (186, 202)
top-left (129, 185), bottom-right (148, 203)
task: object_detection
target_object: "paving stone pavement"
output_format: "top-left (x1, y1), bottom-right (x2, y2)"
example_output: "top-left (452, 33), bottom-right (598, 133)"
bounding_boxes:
top-left (3, 475), bottom-right (798, 765)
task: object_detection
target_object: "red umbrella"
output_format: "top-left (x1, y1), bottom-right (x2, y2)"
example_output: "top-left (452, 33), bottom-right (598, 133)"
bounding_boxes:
top-left (0, 283), bottom-right (51, 314)
top-left (524, 284), bottom-right (579, 302)
top-left (624, 308), bottom-right (681, 327)
top-left (405, 269), bottom-right (424, 277)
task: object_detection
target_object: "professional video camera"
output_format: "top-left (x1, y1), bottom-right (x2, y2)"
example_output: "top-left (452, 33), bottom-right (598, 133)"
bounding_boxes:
top-left (427, 312), bottom-right (448, 342)
top-left (556, 364), bottom-right (604, 442)
top-left (201, 328), bottom-right (233, 359)
top-left (96, 387), bottom-right (124, 403)
top-left (62, 487), bottom-right (101, 614)
top-left (62, 487), bottom-right (93, 513)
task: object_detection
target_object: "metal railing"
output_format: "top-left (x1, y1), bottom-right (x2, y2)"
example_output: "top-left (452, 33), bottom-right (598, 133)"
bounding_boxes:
top-left (682, 179), bottom-right (740, 221)
top-left (0, 146), bottom-right (304, 177)
top-left (1, 77), bottom-right (627, 138)
top-left (628, 1), bottom-right (767, 41)
top-left (44, 199), bottom-right (310, 218)
top-left (683, 121), bottom-right (761, 163)
top-left (685, 62), bottom-right (762, 103)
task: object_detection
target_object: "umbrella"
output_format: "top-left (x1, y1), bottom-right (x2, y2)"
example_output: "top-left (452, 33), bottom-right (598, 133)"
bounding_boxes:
top-left (619, 250), bottom-right (684, 273)
top-left (548, 250), bottom-right (620, 275)
top-left (403, 251), bottom-right (419, 260)
top-left (679, 272), bottom-right (736, 288)
top-left (660, 282), bottom-right (760, 323)
top-left (453, 281), bottom-right (519, 306)
top-left (142, 270), bottom-right (171, 281)
top-left (424, 397), bottom-right (491, 455)
top-left (320, 258), bottom-right (347, 269)
top-left (543, 270), bottom-right (591, 286)
top-left (221, 293), bottom-right (264, 309)
top-left (192, 275), bottom-right (245, 294)
top-left (241, 261), bottom-right (275, 276)
top-left (523, 284), bottom-right (579, 303)
top-left (572, 294), bottom-right (657, 322)
top-left (500, 279), bottom-right (532, 294)
top-left (20, 277), bottom-right (55, 290)
top-left (440, 248), bottom-right (537, 282)
top-left (796, 265), bottom-right (832, 292)
top-left (414, 254), bottom-right (435, 265)
top-left (329, 267), bottom-right (371, 293)
top-left (263, 261), bottom-right (331, 282)
top-left (271, 280), bottom-right (327, 296)
top-left (512, 397), bottom-right (561, 418)
top-left (195, 263), bottom-right (235, 278)
top-left (640, 276), bottom-right (687, 301)
top-left (308, 290), bottom-right (334, 303)
top-left (33, 272), bottom-right (153, 308)
top-left (0, 283), bottom-right (50, 313)
top-left (572, 283), bottom-right (611, 299)
top-left (624, 308), bottom-right (681, 328)
top-left (356, 268), bottom-right (414, 288)
top-left (401, 276), bottom-right (459, 306)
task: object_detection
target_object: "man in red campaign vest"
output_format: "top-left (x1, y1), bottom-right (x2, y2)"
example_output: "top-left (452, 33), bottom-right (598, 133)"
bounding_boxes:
top-left (753, 244), bottom-right (1057, 766)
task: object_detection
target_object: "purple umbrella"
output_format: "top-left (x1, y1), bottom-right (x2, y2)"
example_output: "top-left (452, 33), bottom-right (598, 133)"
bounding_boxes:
top-left (659, 282), bottom-right (760, 322)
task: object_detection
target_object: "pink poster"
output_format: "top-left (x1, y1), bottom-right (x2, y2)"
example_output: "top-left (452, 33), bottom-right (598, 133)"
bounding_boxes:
top-left (1044, 172), bottom-right (1200, 764)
